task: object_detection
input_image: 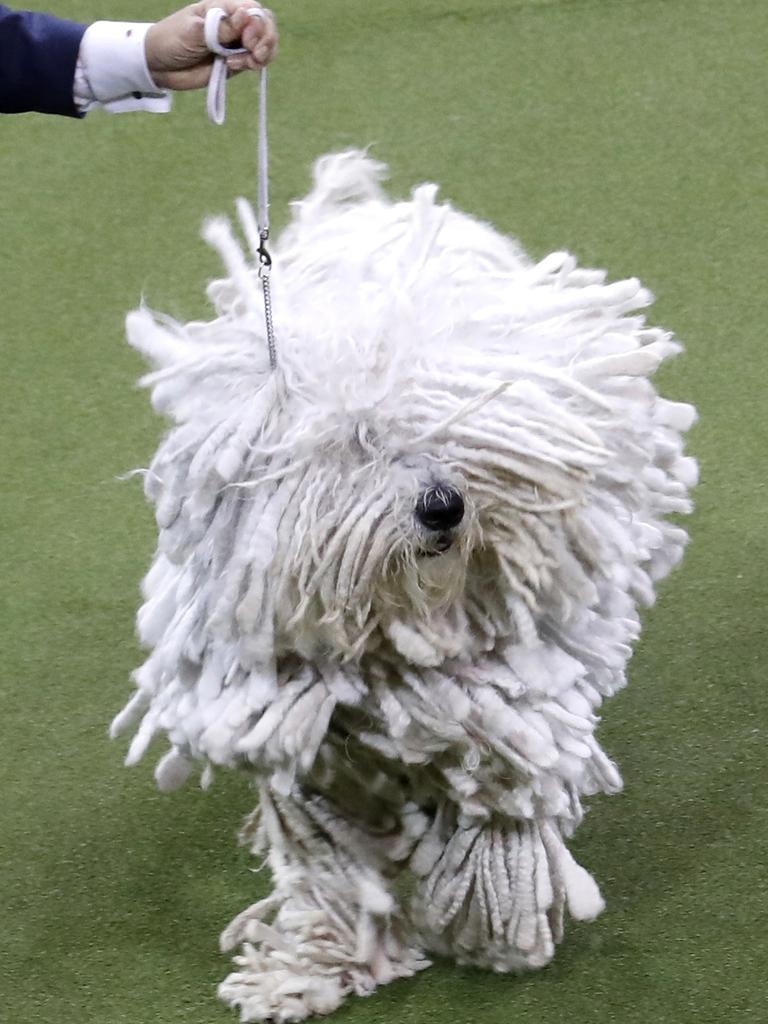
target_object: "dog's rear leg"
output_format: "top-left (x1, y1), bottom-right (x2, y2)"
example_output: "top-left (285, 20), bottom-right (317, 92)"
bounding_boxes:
top-left (410, 808), bottom-right (604, 972)
top-left (218, 783), bottom-right (429, 1023)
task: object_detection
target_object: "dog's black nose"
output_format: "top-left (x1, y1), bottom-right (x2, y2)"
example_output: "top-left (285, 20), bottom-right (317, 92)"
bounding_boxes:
top-left (415, 486), bottom-right (465, 531)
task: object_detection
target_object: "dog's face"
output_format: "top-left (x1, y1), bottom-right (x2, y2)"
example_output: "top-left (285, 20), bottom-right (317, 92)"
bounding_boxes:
top-left (181, 338), bottom-right (602, 669)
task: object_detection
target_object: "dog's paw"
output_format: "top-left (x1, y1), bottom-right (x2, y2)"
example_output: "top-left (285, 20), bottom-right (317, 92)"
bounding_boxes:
top-left (411, 816), bottom-right (603, 972)
top-left (219, 954), bottom-right (346, 1023)
top-left (218, 882), bottom-right (430, 1021)
top-left (219, 937), bottom-right (428, 1022)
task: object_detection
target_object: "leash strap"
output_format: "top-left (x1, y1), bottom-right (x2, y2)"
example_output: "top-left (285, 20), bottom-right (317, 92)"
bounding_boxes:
top-left (203, 6), bottom-right (248, 125)
top-left (204, 7), bottom-right (277, 369)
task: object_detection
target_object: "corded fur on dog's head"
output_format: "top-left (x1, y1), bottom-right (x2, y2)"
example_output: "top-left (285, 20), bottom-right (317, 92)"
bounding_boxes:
top-left (117, 151), bottom-right (695, 775)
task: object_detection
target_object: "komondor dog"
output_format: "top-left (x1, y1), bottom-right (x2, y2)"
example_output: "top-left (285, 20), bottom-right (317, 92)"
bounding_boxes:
top-left (112, 151), bottom-right (697, 1021)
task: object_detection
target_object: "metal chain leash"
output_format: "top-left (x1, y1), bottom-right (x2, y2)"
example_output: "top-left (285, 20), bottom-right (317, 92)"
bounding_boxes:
top-left (257, 212), bottom-right (277, 370)
top-left (254, 66), bottom-right (277, 370)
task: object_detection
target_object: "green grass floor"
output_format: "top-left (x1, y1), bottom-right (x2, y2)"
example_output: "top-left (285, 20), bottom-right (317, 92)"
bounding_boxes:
top-left (2, 1), bottom-right (766, 1021)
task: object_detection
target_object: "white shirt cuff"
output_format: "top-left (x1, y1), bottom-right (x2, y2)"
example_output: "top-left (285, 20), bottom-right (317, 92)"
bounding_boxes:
top-left (74, 22), bottom-right (172, 114)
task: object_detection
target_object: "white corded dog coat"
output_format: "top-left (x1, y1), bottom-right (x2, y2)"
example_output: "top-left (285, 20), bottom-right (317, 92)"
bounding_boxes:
top-left (113, 152), bottom-right (696, 1021)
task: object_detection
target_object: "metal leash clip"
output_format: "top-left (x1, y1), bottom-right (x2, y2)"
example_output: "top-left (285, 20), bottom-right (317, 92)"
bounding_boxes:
top-left (257, 230), bottom-right (272, 276)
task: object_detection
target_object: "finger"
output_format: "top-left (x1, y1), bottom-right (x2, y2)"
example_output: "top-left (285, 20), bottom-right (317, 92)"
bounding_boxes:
top-left (241, 20), bottom-right (277, 50)
top-left (252, 39), bottom-right (277, 67)
top-left (222, 53), bottom-right (254, 72)
top-left (240, 19), bottom-right (278, 63)
top-left (195, 0), bottom-right (245, 47)
top-left (214, 0), bottom-right (273, 46)
top-left (234, 6), bottom-right (277, 45)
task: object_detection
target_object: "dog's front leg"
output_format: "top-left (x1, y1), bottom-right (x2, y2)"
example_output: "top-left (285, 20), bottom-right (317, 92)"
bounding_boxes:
top-left (218, 783), bottom-right (428, 1022)
top-left (410, 806), bottom-right (604, 972)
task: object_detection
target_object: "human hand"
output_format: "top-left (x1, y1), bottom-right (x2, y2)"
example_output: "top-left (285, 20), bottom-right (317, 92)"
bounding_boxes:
top-left (145, 0), bottom-right (278, 91)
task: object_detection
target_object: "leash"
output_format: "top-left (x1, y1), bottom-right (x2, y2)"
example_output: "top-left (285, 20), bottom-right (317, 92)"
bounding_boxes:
top-left (204, 6), bottom-right (277, 370)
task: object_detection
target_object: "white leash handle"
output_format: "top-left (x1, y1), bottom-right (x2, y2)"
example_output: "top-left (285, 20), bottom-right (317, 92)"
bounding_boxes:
top-left (204, 6), bottom-right (264, 126)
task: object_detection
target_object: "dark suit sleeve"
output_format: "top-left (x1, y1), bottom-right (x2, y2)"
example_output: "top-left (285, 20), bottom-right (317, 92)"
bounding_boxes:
top-left (0, 5), bottom-right (87, 117)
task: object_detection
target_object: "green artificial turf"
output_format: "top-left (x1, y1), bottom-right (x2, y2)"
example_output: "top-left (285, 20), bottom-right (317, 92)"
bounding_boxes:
top-left (2, 1), bottom-right (766, 1022)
